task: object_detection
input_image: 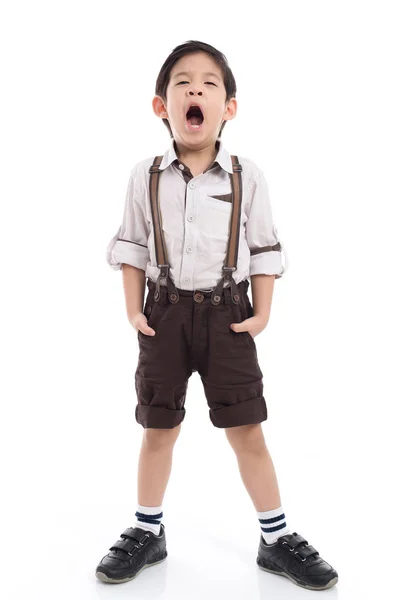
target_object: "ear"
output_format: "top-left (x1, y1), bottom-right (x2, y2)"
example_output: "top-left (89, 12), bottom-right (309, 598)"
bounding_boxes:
top-left (223, 97), bottom-right (237, 122)
top-left (152, 95), bottom-right (168, 119)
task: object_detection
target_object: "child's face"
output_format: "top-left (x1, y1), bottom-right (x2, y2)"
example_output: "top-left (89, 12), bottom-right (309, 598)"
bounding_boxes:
top-left (153, 51), bottom-right (236, 147)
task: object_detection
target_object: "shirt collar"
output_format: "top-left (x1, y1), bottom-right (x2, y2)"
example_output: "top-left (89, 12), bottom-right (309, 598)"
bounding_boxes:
top-left (158, 138), bottom-right (234, 174)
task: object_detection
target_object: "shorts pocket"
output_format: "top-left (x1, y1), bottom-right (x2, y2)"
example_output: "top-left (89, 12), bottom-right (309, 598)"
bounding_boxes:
top-left (138, 296), bottom-right (160, 337)
top-left (238, 295), bottom-right (256, 348)
top-left (243, 329), bottom-right (255, 346)
top-left (230, 300), bottom-right (256, 349)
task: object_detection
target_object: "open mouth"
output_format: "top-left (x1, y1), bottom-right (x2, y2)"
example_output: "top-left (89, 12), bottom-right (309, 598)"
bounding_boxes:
top-left (185, 105), bottom-right (204, 129)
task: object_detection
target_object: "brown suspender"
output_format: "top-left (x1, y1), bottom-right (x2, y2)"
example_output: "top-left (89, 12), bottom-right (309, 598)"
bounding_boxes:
top-left (148, 155), bottom-right (243, 306)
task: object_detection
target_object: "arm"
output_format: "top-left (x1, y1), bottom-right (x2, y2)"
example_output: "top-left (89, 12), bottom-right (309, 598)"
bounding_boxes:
top-left (122, 264), bottom-right (146, 321)
top-left (121, 264), bottom-right (155, 336)
top-left (106, 163), bottom-right (155, 335)
top-left (230, 274), bottom-right (275, 337)
top-left (230, 163), bottom-right (286, 338)
top-left (250, 273), bottom-right (275, 326)
top-left (106, 162), bottom-right (150, 273)
top-left (245, 165), bottom-right (286, 282)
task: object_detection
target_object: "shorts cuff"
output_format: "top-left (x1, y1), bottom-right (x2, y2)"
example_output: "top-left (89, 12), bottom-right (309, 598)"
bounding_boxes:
top-left (135, 404), bottom-right (186, 429)
top-left (209, 395), bottom-right (267, 428)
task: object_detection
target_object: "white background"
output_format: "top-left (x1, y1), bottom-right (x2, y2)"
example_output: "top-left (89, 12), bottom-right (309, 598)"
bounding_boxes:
top-left (1, 1), bottom-right (399, 599)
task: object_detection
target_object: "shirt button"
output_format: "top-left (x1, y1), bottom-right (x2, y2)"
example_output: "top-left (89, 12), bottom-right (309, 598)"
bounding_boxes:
top-left (183, 277), bottom-right (190, 283)
top-left (189, 182), bottom-right (195, 189)
top-left (178, 163), bottom-right (184, 170)
top-left (186, 246), bottom-right (192, 253)
top-left (187, 215), bottom-right (194, 222)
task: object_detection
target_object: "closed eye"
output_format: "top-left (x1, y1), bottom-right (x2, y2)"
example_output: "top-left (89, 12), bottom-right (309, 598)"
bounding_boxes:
top-left (177, 81), bottom-right (217, 86)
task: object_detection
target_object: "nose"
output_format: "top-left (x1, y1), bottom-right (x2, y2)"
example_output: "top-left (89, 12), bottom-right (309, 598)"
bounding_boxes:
top-left (188, 88), bottom-right (203, 96)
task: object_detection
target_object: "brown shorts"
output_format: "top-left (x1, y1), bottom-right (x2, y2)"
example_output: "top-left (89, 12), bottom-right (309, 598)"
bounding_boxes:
top-left (134, 278), bottom-right (267, 429)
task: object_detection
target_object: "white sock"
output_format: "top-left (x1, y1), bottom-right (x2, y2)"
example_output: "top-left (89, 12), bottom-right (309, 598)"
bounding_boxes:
top-left (257, 505), bottom-right (291, 545)
top-left (133, 504), bottom-right (163, 536)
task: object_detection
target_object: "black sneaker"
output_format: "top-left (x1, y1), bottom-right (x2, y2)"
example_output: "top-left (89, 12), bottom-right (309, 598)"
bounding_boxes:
top-left (256, 531), bottom-right (338, 590)
top-left (95, 524), bottom-right (167, 583)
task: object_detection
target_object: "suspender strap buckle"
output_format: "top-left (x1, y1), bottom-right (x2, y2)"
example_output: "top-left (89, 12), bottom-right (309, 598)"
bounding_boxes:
top-left (154, 264), bottom-right (169, 302)
top-left (155, 264), bottom-right (179, 304)
top-left (211, 266), bottom-right (239, 306)
top-left (222, 266), bottom-right (236, 274)
top-left (222, 267), bottom-right (241, 304)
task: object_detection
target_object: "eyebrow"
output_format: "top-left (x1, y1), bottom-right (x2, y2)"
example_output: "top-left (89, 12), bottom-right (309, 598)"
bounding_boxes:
top-left (172, 71), bottom-right (221, 81)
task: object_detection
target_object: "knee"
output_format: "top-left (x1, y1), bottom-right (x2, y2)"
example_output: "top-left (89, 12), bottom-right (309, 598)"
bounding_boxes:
top-left (143, 423), bottom-right (182, 451)
top-left (225, 423), bottom-right (266, 455)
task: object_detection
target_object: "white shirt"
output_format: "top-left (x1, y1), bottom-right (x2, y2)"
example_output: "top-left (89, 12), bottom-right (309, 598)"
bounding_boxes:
top-left (106, 138), bottom-right (288, 291)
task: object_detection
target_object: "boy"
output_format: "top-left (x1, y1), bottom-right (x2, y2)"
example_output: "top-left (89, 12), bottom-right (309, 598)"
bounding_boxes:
top-left (95, 41), bottom-right (338, 591)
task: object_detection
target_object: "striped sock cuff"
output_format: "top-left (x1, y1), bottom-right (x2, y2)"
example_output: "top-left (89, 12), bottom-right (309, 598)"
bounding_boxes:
top-left (257, 506), bottom-right (288, 535)
top-left (135, 504), bottom-right (163, 526)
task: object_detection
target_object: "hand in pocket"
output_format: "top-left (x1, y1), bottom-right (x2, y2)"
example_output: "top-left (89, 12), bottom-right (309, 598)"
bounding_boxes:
top-left (130, 311), bottom-right (156, 336)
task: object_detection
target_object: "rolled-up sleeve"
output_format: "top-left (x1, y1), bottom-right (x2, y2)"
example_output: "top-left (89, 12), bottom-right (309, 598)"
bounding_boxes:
top-left (106, 162), bottom-right (150, 272)
top-left (245, 165), bottom-right (288, 279)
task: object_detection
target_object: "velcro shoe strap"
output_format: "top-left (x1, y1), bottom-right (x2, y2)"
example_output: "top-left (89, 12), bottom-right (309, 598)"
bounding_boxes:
top-left (292, 533), bottom-right (308, 548)
top-left (120, 527), bottom-right (148, 543)
top-left (295, 544), bottom-right (319, 560)
top-left (281, 533), bottom-right (308, 549)
top-left (109, 537), bottom-right (139, 554)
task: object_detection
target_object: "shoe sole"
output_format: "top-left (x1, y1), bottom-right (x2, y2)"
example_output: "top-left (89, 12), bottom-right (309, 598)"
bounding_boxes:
top-left (257, 557), bottom-right (338, 590)
top-left (96, 550), bottom-right (168, 584)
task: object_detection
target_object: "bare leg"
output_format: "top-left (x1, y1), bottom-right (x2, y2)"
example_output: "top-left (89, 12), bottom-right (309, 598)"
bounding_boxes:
top-left (137, 424), bottom-right (182, 505)
top-left (225, 423), bottom-right (281, 511)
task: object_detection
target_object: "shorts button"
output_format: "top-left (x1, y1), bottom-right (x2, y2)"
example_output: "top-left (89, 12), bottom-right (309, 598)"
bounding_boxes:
top-left (194, 292), bottom-right (204, 303)
top-left (170, 293), bottom-right (177, 301)
top-left (145, 305), bottom-right (152, 315)
top-left (214, 294), bottom-right (221, 303)
top-left (233, 294), bottom-right (240, 302)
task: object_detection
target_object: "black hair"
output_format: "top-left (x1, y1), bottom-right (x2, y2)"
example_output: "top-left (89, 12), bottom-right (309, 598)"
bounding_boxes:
top-left (155, 40), bottom-right (237, 138)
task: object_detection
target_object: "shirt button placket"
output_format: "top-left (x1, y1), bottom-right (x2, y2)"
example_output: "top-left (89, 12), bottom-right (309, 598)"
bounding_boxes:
top-left (182, 179), bottom-right (196, 289)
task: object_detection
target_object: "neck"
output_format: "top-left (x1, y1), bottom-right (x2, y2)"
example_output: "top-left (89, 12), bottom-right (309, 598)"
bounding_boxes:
top-left (174, 139), bottom-right (219, 173)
